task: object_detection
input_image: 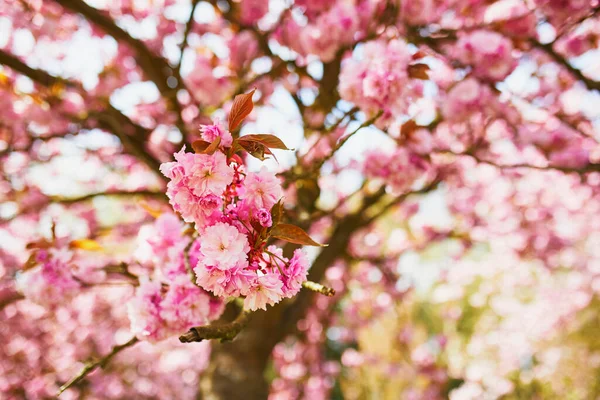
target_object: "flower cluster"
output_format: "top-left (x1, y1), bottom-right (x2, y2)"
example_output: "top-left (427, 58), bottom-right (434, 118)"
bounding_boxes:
top-left (128, 276), bottom-right (224, 342)
top-left (129, 213), bottom-right (226, 341)
top-left (275, 2), bottom-right (359, 62)
top-left (339, 39), bottom-right (424, 125)
top-left (453, 30), bottom-right (517, 81)
top-left (362, 148), bottom-right (429, 194)
top-left (159, 113), bottom-right (312, 311)
top-left (16, 246), bottom-right (80, 305)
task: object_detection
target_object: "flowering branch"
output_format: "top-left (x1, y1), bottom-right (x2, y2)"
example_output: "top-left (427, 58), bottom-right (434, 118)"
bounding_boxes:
top-left (179, 309), bottom-right (252, 343)
top-left (57, 337), bottom-right (139, 396)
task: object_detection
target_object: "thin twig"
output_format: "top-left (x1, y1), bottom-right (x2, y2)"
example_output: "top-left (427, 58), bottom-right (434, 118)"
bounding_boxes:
top-left (52, 190), bottom-right (167, 204)
top-left (178, 0), bottom-right (199, 74)
top-left (302, 280), bottom-right (335, 297)
top-left (57, 337), bottom-right (139, 396)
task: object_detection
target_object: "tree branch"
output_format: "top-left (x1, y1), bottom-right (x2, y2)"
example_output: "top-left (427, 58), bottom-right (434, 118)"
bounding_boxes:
top-left (302, 280), bottom-right (335, 297)
top-left (0, 49), bottom-right (165, 175)
top-left (0, 49), bottom-right (75, 88)
top-left (51, 189), bottom-right (166, 204)
top-left (438, 150), bottom-right (600, 175)
top-left (531, 39), bottom-right (600, 92)
top-left (57, 337), bottom-right (139, 396)
top-left (54, 0), bottom-right (189, 137)
top-left (179, 309), bottom-right (252, 343)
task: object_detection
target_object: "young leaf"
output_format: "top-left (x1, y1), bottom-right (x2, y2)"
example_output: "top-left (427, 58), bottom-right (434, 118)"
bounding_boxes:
top-left (400, 120), bottom-right (418, 137)
top-left (238, 134), bottom-right (290, 150)
top-left (228, 88), bottom-right (256, 131)
top-left (270, 224), bottom-right (326, 247)
top-left (70, 239), bottom-right (103, 251)
top-left (192, 140), bottom-right (211, 153)
top-left (408, 63), bottom-right (430, 80)
top-left (270, 200), bottom-right (284, 226)
top-left (238, 140), bottom-right (277, 161)
top-left (204, 136), bottom-right (221, 155)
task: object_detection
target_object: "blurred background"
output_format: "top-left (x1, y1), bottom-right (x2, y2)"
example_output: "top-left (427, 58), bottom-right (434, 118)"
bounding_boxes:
top-left (1, 0), bottom-right (600, 399)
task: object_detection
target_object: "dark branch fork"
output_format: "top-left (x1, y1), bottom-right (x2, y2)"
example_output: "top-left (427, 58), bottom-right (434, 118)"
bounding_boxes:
top-left (0, 49), bottom-right (164, 175)
top-left (53, 0), bottom-right (190, 138)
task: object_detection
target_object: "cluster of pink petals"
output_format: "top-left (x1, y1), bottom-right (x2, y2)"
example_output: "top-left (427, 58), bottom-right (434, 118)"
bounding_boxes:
top-left (185, 56), bottom-right (235, 107)
top-left (441, 78), bottom-right (493, 121)
top-left (276, 2), bottom-right (359, 62)
top-left (16, 247), bottom-right (80, 305)
top-left (129, 213), bottom-right (226, 341)
top-left (158, 123), bottom-right (309, 311)
top-left (339, 39), bottom-right (423, 124)
top-left (238, 0), bottom-right (269, 26)
top-left (160, 147), bottom-right (233, 227)
top-left (128, 277), bottom-right (223, 342)
top-left (363, 148), bottom-right (429, 193)
top-left (453, 30), bottom-right (517, 81)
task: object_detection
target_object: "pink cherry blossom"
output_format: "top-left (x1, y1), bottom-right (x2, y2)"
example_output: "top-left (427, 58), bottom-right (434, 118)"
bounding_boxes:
top-left (198, 222), bottom-right (250, 269)
top-left (244, 272), bottom-right (285, 311)
top-left (240, 167), bottom-right (283, 211)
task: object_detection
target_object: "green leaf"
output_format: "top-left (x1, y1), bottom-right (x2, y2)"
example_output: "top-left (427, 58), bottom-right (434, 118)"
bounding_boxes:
top-left (270, 223), bottom-right (326, 247)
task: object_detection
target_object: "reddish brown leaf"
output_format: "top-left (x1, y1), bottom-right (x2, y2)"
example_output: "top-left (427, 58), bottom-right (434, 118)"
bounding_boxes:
top-left (192, 140), bottom-right (211, 153)
top-left (238, 134), bottom-right (290, 150)
top-left (408, 63), bottom-right (430, 80)
top-left (270, 223), bottom-right (326, 247)
top-left (400, 120), bottom-right (418, 137)
top-left (23, 252), bottom-right (39, 271)
top-left (26, 239), bottom-right (53, 250)
top-left (192, 137), bottom-right (221, 154)
top-left (238, 140), bottom-right (277, 161)
top-left (204, 137), bottom-right (221, 155)
top-left (412, 50), bottom-right (427, 60)
top-left (228, 88), bottom-right (256, 131)
top-left (270, 200), bottom-right (284, 226)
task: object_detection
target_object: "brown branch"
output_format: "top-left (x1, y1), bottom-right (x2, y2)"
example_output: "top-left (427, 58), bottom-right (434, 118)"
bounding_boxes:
top-left (302, 280), bottom-right (335, 297)
top-left (0, 49), bottom-right (165, 175)
top-left (438, 150), bottom-right (600, 175)
top-left (362, 179), bottom-right (441, 226)
top-left (57, 337), bottom-right (139, 396)
top-left (179, 309), bottom-right (252, 343)
top-left (52, 190), bottom-right (166, 204)
top-left (0, 49), bottom-right (75, 88)
top-left (54, 0), bottom-right (188, 137)
top-left (531, 39), bottom-right (600, 92)
top-left (178, 0), bottom-right (200, 74)
top-left (0, 291), bottom-right (24, 311)
top-left (320, 110), bottom-right (383, 166)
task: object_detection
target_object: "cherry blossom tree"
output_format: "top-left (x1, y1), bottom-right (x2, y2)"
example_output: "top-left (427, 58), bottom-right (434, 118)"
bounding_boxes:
top-left (1, 0), bottom-right (600, 399)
